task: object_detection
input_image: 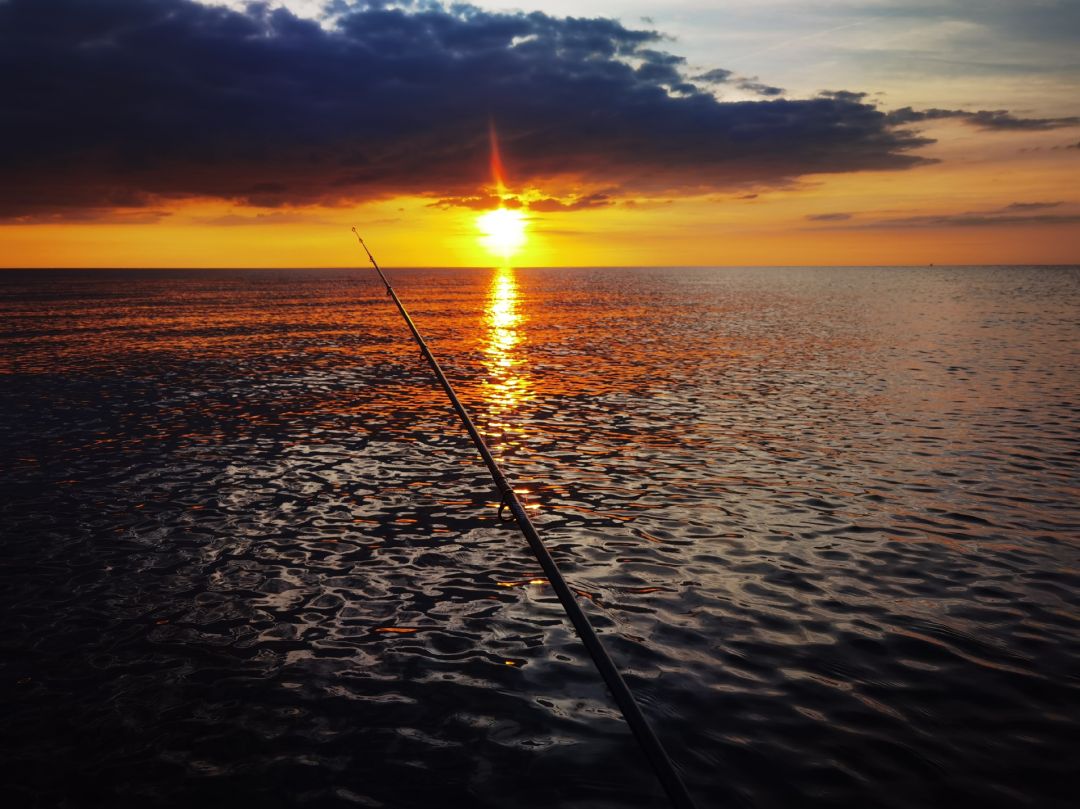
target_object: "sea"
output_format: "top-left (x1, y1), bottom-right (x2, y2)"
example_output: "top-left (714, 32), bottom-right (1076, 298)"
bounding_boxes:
top-left (1, 266), bottom-right (1078, 809)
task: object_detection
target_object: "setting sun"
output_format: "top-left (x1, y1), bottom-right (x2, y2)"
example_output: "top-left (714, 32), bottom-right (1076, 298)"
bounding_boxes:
top-left (477, 207), bottom-right (527, 261)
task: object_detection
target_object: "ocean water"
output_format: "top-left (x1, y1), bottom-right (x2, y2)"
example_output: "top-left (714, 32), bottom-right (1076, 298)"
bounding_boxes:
top-left (1, 266), bottom-right (1078, 809)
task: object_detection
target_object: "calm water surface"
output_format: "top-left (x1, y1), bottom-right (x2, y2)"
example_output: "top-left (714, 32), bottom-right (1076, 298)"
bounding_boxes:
top-left (1, 266), bottom-right (1078, 808)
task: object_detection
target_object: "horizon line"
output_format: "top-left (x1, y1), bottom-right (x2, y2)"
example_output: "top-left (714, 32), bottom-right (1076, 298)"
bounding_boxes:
top-left (3, 263), bottom-right (1079, 271)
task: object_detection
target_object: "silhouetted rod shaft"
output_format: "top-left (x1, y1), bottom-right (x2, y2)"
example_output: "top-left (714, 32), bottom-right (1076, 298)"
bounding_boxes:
top-left (353, 229), bottom-right (698, 809)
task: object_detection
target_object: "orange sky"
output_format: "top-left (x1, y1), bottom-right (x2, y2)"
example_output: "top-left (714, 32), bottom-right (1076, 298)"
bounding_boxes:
top-left (5, 124), bottom-right (1075, 268)
top-left (2, 1), bottom-right (1078, 267)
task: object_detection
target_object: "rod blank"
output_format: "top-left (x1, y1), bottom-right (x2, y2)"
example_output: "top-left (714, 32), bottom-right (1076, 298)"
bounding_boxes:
top-left (353, 229), bottom-right (698, 809)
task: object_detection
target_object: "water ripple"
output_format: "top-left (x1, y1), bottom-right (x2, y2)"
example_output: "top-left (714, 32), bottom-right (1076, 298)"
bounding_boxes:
top-left (2, 266), bottom-right (1078, 808)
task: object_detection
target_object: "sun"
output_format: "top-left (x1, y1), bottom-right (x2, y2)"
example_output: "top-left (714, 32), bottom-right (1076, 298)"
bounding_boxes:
top-left (477, 207), bottom-right (527, 261)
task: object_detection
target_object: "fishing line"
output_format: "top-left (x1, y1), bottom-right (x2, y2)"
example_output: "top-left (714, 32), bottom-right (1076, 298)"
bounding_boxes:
top-left (352, 229), bottom-right (698, 809)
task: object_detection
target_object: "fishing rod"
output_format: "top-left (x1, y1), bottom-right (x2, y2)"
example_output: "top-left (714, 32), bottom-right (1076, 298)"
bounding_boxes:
top-left (352, 229), bottom-right (698, 809)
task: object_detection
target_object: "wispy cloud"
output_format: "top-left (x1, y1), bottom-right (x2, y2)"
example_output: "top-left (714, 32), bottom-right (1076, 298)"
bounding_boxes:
top-left (693, 68), bottom-right (784, 97)
top-left (1004, 201), bottom-right (1063, 211)
top-left (431, 191), bottom-right (612, 213)
top-left (869, 213), bottom-right (1080, 228)
top-left (806, 202), bottom-right (1078, 229)
top-left (693, 68), bottom-right (734, 84)
top-left (736, 79), bottom-right (785, 97)
top-left (430, 195), bottom-right (522, 212)
top-left (527, 193), bottom-right (614, 212)
top-left (886, 107), bottom-right (1080, 131)
top-left (192, 211), bottom-right (335, 226)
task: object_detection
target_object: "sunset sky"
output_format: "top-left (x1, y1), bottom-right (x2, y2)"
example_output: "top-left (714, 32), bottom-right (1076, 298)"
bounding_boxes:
top-left (2, 0), bottom-right (1078, 267)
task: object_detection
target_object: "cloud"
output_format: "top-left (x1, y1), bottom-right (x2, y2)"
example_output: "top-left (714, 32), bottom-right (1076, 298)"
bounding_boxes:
top-left (5, 209), bottom-right (173, 225)
top-left (634, 48), bottom-right (687, 86)
top-left (874, 213), bottom-right (1080, 228)
top-left (1004, 201), bottom-right (1063, 211)
top-left (692, 68), bottom-right (783, 96)
top-left (693, 68), bottom-right (734, 84)
top-left (886, 107), bottom-right (1080, 131)
top-left (620, 198), bottom-right (673, 209)
top-left (820, 90), bottom-right (871, 103)
top-left (0, 0), bottom-right (998, 221)
top-left (527, 193), bottom-right (613, 212)
top-left (737, 80), bottom-right (785, 97)
top-left (194, 211), bottom-right (335, 226)
top-left (806, 202), bottom-right (1080, 229)
top-left (430, 194), bottom-right (521, 211)
top-left (431, 190), bottom-right (611, 212)
top-left (806, 212), bottom-right (853, 221)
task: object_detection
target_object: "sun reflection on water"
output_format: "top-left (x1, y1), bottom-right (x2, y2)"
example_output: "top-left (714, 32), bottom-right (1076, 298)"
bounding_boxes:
top-left (482, 266), bottom-right (531, 449)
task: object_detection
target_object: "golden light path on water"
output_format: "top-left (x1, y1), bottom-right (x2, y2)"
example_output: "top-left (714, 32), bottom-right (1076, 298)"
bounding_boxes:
top-left (482, 266), bottom-right (530, 437)
top-left (481, 266), bottom-right (536, 521)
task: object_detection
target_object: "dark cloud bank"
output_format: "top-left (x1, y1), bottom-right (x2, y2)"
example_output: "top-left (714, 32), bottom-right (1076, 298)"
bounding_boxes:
top-left (1, 0), bottom-right (1076, 220)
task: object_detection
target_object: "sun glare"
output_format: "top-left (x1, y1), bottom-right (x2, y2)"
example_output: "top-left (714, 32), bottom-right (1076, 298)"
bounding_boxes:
top-left (477, 207), bottom-right (527, 260)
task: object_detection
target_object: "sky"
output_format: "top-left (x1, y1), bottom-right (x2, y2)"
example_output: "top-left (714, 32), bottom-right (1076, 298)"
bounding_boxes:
top-left (1, 0), bottom-right (1078, 267)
